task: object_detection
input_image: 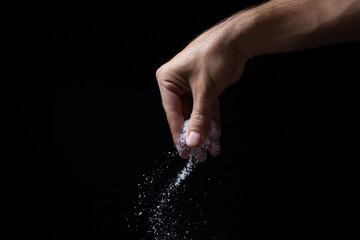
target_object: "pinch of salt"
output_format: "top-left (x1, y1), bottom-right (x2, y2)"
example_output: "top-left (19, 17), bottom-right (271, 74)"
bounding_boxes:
top-left (176, 119), bottom-right (221, 161)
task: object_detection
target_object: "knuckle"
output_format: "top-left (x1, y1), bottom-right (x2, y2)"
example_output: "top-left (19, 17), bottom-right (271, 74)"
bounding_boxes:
top-left (155, 64), bottom-right (168, 82)
top-left (190, 113), bottom-right (208, 129)
top-left (191, 112), bottom-right (207, 123)
top-left (155, 67), bottom-right (163, 82)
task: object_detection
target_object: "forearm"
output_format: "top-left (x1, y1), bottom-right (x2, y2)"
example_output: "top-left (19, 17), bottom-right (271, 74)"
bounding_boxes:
top-left (225, 0), bottom-right (360, 58)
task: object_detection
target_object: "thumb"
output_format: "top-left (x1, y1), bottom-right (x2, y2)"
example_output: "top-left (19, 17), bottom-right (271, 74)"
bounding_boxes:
top-left (186, 98), bottom-right (213, 148)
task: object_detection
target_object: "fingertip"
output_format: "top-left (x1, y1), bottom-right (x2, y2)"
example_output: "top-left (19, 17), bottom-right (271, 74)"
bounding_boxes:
top-left (209, 141), bottom-right (221, 157)
top-left (194, 148), bottom-right (207, 162)
top-left (177, 144), bottom-right (191, 159)
top-left (209, 126), bottom-right (221, 141)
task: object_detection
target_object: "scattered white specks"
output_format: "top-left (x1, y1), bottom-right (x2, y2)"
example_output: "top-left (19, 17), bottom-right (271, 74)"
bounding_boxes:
top-left (133, 120), bottom-right (224, 239)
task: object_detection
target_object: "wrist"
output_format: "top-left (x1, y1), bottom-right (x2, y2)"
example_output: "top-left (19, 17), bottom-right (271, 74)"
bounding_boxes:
top-left (221, 7), bottom-right (264, 59)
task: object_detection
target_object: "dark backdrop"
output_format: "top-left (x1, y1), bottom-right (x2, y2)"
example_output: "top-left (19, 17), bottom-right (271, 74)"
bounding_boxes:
top-left (10, 3), bottom-right (359, 239)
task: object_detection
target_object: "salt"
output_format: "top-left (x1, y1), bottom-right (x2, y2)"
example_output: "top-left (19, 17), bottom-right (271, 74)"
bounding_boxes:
top-left (176, 119), bottom-right (221, 162)
top-left (173, 157), bottom-right (196, 187)
top-left (134, 119), bottom-right (223, 239)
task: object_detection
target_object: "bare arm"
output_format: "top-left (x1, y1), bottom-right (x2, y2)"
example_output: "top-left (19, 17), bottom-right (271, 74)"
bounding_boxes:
top-left (227, 0), bottom-right (360, 58)
top-left (156, 0), bottom-right (360, 160)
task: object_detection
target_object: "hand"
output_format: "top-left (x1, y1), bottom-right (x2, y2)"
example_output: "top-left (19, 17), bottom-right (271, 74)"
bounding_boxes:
top-left (156, 22), bottom-right (248, 157)
top-left (157, 0), bottom-right (360, 159)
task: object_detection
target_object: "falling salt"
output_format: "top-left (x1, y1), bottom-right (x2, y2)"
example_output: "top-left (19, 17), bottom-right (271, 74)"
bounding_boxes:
top-left (173, 156), bottom-right (197, 187)
top-left (134, 119), bottom-right (223, 239)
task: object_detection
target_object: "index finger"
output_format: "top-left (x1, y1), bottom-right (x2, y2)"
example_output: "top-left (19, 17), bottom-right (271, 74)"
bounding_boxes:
top-left (158, 84), bottom-right (184, 145)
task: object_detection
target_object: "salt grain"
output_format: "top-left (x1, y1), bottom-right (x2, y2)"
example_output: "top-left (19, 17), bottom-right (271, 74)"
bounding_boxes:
top-left (176, 119), bottom-right (221, 161)
top-left (134, 120), bottom-right (223, 239)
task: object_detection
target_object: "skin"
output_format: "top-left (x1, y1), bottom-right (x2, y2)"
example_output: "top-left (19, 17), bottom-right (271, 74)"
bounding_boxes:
top-left (156, 0), bottom-right (360, 158)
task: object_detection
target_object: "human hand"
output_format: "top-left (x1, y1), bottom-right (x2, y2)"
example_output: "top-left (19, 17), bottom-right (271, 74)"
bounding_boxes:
top-left (157, 0), bottom-right (360, 160)
top-left (156, 21), bottom-right (249, 159)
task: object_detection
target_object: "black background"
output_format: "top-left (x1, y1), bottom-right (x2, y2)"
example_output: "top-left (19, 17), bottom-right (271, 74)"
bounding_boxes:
top-left (9, 2), bottom-right (359, 239)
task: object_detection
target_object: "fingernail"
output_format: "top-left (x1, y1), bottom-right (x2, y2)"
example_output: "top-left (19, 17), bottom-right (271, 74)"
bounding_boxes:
top-left (186, 131), bottom-right (202, 147)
